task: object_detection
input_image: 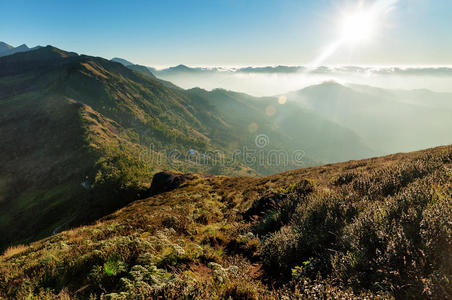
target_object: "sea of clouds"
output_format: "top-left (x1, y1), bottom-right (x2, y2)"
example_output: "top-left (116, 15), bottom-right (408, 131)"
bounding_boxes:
top-left (153, 65), bottom-right (452, 96)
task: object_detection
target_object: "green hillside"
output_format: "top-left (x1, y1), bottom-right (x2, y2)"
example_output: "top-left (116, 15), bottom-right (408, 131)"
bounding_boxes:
top-left (0, 46), bottom-right (246, 249)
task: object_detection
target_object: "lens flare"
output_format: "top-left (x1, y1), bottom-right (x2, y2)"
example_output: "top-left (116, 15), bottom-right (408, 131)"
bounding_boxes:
top-left (278, 96), bottom-right (287, 105)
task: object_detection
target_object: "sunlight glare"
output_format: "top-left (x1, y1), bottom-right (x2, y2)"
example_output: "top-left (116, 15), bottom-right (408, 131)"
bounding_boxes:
top-left (340, 10), bottom-right (376, 44)
top-left (306, 0), bottom-right (398, 70)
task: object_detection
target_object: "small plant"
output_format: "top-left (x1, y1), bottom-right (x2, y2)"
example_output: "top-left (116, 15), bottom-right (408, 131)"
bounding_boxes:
top-left (104, 254), bottom-right (126, 276)
top-left (291, 258), bottom-right (315, 280)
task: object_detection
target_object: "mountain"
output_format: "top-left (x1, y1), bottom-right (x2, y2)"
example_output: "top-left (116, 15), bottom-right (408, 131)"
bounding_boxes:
top-left (151, 64), bottom-right (304, 77)
top-left (157, 64), bottom-right (209, 74)
top-left (111, 57), bottom-right (134, 66)
top-left (0, 46), bottom-right (375, 249)
top-left (0, 42), bottom-right (13, 54)
top-left (110, 58), bottom-right (180, 89)
top-left (141, 63), bottom-right (452, 96)
top-left (0, 144), bottom-right (450, 299)
top-left (350, 84), bottom-right (452, 111)
top-left (286, 81), bottom-right (452, 154)
top-left (124, 64), bottom-right (157, 79)
top-left (123, 63), bottom-right (181, 90)
top-left (0, 46), bottom-right (240, 249)
top-left (152, 64), bottom-right (452, 77)
top-left (185, 88), bottom-right (375, 163)
top-left (238, 65), bottom-right (303, 73)
top-left (0, 42), bottom-right (42, 57)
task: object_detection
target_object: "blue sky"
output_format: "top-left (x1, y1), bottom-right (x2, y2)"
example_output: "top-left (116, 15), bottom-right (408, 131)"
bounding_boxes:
top-left (1, 0), bottom-right (451, 67)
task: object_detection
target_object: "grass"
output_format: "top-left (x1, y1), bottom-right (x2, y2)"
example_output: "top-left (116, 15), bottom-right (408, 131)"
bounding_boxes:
top-left (0, 145), bottom-right (449, 299)
top-left (1, 244), bottom-right (27, 259)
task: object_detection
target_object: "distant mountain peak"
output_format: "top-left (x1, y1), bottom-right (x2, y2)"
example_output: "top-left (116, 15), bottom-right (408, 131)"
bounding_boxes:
top-left (16, 44), bottom-right (29, 49)
top-left (173, 64), bottom-right (191, 70)
top-left (111, 57), bottom-right (134, 66)
top-left (0, 41), bottom-right (13, 50)
top-left (299, 80), bottom-right (346, 92)
top-left (317, 80), bottom-right (344, 87)
top-left (0, 41), bottom-right (41, 57)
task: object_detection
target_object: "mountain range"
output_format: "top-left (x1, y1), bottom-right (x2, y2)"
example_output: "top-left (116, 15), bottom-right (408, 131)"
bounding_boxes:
top-left (111, 57), bottom-right (452, 77)
top-left (0, 41), bottom-right (41, 57)
top-left (0, 45), bottom-right (375, 249)
top-left (286, 81), bottom-right (452, 154)
top-left (110, 57), bottom-right (452, 95)
top-left (113, 56), bottom-right (452, 156)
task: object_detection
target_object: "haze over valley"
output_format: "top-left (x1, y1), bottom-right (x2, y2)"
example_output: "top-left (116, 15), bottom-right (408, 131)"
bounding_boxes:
top-left (131, 62), bottom-right (452, 96)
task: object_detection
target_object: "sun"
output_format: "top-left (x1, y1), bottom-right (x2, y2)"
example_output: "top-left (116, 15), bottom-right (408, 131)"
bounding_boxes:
top-left (307, 0), bottom-right (396, 68)
top-left (340, 9), bottom-right (377, 44)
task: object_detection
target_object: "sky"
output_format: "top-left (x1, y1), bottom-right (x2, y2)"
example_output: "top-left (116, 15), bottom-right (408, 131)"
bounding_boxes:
top-left (1, 0), bottom-right (451, 67)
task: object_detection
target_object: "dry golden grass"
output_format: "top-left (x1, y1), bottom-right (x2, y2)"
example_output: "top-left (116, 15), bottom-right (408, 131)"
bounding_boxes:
top-left (81, 62), bottom-right (109, 79)
top-left (2, 244), bottom-right (27, 259)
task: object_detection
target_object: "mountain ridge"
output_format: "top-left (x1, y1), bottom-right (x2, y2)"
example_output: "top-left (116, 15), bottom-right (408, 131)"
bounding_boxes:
top-left (0, 41), bottom-right (42, 57)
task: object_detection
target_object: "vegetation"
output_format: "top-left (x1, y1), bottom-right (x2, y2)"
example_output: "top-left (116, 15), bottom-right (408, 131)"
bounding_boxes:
top-left (258, 150), bottom-right (452, 298)
top-left (0, 145), bottom-right (450, 299)
top-left (0, 46), bottom-right (450, 299)
top-left (0, 46), bottom-right (377, 249)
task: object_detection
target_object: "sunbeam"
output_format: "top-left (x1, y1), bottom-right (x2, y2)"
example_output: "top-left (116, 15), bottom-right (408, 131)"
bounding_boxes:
top-left (306, 0), bottom-right (398, 70)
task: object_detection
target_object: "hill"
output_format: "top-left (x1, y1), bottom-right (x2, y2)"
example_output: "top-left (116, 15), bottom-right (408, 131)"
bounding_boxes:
top-left (0, 46), bottom-right (375, 249)
top-left (0, 145), bottom-right (450, 299)
top-left (286, 81), bottom-right (452, 154)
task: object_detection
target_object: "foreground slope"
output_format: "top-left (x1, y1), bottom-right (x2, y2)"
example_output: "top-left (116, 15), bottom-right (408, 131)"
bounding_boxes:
top-left (1, 145), bottom-right (450, 299)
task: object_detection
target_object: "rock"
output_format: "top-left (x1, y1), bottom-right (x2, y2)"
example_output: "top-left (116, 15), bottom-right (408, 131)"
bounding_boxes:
top-left (243, 179), bottom-right (314, 221)
top-left (149, 171), bottom-right (193, 195)
top-left (243, 193), bottom-right (286, 221)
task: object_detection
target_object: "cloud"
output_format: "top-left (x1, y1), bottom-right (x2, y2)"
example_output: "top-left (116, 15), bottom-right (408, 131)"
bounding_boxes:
top-left (155, 65), bottom-right (452, 77)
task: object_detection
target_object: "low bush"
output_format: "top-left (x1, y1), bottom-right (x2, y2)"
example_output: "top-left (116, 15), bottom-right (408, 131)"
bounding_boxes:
top-left (255, 153), bottom-right (452, 298)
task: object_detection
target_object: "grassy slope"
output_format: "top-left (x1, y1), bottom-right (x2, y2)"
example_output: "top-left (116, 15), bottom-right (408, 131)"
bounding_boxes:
top-left (0, 48), bottom-right (148, 248)
top-left (0, 88), bottom-right (94, 245)
top-left (0, 145), bottom-right (450, 299)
